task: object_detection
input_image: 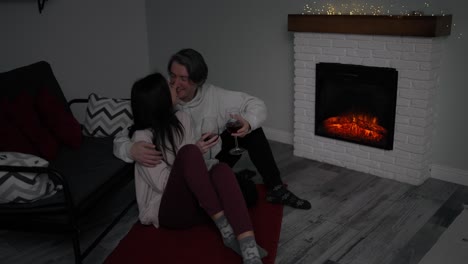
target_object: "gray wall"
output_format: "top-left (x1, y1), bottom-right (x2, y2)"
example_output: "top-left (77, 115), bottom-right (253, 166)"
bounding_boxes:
top-left (433, 1), bottom-right (468, 171)
top-left (146, 0), bottom-right (468, 174)
top-left (0, 0), bottom-right (150, 122)
top-left (146, 0), bottom-right (299, 132)
top-left (0, 0), bottom-right (466, 177)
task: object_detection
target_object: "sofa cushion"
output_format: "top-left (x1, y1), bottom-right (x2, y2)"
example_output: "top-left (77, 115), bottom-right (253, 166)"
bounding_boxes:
top-left (0, 152), bottom-right (58, 204)
top-left (36, 87), bottom-right (82, 149)
top-left (82, 93), bottom-right (133, 138)
top-left (0, 111), bottom-right (36, 155)
top-left (0, 61), bottom-right (69, 109)
top-left (0, 92), bottom-right (59, 160)
top-left (49, 136), bottom-right (130, 207)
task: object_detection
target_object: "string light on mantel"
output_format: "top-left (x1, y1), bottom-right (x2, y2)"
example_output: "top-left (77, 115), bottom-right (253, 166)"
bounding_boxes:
top-left (302, 1), bottom-right (463, 39)
top-left (302, 1), bottom-right (440, 16)
top-left (303, 2), bottom-right (387, 15)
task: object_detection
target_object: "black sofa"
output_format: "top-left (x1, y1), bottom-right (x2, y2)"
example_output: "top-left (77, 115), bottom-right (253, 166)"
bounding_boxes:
top-left (0, 61), bottom-right (135, 263)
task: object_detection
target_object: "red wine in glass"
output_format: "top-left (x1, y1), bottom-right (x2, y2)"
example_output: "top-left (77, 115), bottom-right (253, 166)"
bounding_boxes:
top-left (201, 116), bottom-right (219, 158)
top-left (226, 120), bottom-right (242, 134)
top-left (204, 133), bottom-right (219, 142)
top-left (224, 107), bottom-right (245, 155)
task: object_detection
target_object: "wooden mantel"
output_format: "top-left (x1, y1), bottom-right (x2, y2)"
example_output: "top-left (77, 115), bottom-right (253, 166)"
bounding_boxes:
top-left (288, 14), bottom-right (452, 37)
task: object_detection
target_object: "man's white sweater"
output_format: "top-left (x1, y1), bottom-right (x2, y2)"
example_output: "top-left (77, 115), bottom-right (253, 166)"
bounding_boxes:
top-left (113, 83), bottom-right (267, 162)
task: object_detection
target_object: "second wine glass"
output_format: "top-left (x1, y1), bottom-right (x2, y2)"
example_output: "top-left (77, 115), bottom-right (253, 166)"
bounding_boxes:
top-left (225, 108), bottom-right (245, 155)
top-left (201, 116), bottom-right (219, 159)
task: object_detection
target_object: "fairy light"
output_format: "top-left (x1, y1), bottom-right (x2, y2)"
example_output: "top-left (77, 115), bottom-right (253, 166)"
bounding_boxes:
top-left (301, 1), bottom-right (452, 16)
top-left (303, 2), bottom-right (391, 16)
top-left (301, 1), bottom-right (463, 40)
top-left (452, 23), bottom-right (464, 39)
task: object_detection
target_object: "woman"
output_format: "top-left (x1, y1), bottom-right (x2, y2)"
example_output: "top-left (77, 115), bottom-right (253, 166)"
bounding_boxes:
top-left (129, 72), bottom-right (266, 264)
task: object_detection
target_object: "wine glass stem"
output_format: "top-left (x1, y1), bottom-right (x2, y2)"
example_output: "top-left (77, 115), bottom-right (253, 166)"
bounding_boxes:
top-left (234, 136), bottom-right (239, 149)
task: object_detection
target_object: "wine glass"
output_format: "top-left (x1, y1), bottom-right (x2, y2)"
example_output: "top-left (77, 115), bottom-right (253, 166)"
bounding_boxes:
top-left (201, 116), bottom-right (219, 159)
top-left (225, 108), bottom-right (245, 155)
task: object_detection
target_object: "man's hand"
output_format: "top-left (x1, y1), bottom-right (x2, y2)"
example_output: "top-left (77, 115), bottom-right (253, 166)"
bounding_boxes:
top-left (130, 141), bottom-right (163, 167)
top-left (196, 133), bottom-right (220, 154)
top-left (230, 114), bottom-right (251, 138)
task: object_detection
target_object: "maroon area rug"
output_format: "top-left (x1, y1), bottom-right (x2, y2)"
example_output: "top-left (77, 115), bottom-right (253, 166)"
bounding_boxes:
top-left (105, 184), bottom-right (283, 264)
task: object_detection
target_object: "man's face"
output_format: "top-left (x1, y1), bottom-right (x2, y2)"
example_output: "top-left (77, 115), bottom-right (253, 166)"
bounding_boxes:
top-left (169, 62), bottom-right (197, 102)
top-left (169, 80), bottom-right (178, 105)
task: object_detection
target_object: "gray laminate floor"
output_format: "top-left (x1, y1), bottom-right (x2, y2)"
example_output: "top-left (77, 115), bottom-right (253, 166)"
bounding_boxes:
top-left (1, 141), bottom-right (467, 264)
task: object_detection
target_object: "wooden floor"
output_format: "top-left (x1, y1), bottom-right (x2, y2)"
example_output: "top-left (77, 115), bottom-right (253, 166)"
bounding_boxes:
top-left (1, 141), bottom-right (467, 264)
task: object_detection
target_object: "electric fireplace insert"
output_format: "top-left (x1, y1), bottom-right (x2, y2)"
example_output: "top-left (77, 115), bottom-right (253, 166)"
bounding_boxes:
top-left (315, 63), bottom-right (398, 150)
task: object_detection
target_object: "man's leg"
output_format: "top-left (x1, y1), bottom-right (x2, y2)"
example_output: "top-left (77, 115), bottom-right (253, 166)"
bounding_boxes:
top-left (217, 128), bottom-right (311, 210)
top-left (217, 129), bottom-right (282, 189)
top-left (215, 130), bottom-right (243, 168)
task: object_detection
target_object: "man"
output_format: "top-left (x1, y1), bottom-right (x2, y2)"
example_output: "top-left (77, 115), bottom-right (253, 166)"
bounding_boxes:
top-left (114, 48), bottom-right (311, 210)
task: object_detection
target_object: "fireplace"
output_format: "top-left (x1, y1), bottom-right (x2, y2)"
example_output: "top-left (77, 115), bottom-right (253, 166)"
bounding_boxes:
top-left (315, 63), bottom-right (398, 150)
top-left (288, 15), bottom-right (451, 185)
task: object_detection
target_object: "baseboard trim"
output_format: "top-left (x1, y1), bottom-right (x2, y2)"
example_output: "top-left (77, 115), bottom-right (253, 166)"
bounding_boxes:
top-left (431, 164), bottom-right (468, 186)
top-left (262, 126), bottom-right (293, 145)
top-left (261, 127), bottom-right (468, 187)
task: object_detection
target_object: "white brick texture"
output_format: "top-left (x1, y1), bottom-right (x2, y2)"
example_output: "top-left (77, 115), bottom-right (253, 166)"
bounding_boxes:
top-left (293, 33), bottom-right (444, 185)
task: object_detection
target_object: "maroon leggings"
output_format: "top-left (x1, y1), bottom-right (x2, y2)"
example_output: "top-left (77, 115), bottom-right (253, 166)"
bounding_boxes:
top-left (158, 144), bottom-right (252, 236)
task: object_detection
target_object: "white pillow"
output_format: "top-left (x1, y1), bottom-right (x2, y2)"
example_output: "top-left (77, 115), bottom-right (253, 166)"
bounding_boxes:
top-left (82, 93), bottom-right (133, 137)
top-left (0, 152), bottom-right (59, 203)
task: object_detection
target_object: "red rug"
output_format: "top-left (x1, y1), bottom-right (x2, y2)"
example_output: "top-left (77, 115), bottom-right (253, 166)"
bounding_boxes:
top-left (105, 184), bottom-right (283, 264)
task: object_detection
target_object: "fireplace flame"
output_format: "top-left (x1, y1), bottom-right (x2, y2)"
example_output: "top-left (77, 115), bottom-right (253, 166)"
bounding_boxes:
top-left (323, 113), bottom-right (387, 143)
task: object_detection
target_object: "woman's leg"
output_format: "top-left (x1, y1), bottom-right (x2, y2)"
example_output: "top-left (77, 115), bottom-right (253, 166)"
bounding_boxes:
top-left (159, 144), bottom-right (264, 263)
top-left (209, 163), bottom-right (267, 262)
top-left (159, 144), bottom-right (222, 228)
top-left (208, 163), bottom-right (252, 234)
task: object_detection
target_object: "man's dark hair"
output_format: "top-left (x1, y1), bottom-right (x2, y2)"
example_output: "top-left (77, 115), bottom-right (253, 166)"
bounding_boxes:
top-left (167, 48), bottom-right (208, 86)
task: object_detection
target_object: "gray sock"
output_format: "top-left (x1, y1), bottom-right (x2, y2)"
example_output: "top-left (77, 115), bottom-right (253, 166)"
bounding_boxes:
top-left (214, 215), bottom-right (241, 254)
top-left (257, 245), bottom-right (268, 259)
top-left (239, 236), bottom-right (267, 264)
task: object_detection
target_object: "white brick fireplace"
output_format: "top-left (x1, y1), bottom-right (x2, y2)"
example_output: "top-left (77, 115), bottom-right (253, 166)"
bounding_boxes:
top-left (292, 31), bottom-right (447, 185)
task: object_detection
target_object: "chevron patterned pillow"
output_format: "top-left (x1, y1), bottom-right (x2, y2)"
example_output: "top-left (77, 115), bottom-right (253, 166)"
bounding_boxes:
top-left (82, 93), bottom-right (133, 137)
top-left (0, 152), bottom-right (59, 204)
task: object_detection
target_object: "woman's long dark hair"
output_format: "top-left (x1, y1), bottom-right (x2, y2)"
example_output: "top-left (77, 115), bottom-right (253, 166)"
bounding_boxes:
top-left (129, 72), bottom-right (184, 160)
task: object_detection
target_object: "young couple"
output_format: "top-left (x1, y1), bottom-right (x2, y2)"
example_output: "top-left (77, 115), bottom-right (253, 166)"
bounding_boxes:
top-left (115, 48), bottom-right (311, 263)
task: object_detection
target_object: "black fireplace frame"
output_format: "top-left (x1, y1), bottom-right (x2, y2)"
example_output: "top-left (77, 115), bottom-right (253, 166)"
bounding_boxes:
top-left (315, 63), bottom-right (398, 150)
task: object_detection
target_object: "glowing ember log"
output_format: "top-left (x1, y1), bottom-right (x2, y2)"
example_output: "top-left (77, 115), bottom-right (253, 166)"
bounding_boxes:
top-left (322, 113), bottom-right (387, 143)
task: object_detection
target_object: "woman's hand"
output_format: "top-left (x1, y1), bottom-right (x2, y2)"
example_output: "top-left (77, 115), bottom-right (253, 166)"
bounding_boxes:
top-left (130, 141), bottom-right (163, 167)
top-left (196, 133), bottom-right (220, 154)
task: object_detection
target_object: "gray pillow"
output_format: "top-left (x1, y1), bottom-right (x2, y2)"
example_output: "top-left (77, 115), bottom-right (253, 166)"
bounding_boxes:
top-left (82, 93), bottom-right (133, 137)
top-left (0, 152), bottom-right (58, 203)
